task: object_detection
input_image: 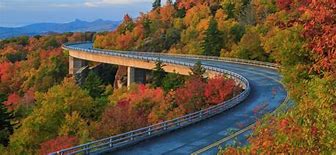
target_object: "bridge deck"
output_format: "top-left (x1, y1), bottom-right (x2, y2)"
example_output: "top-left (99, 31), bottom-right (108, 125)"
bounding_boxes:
top-left (68, 43), bottom-right (286, 155)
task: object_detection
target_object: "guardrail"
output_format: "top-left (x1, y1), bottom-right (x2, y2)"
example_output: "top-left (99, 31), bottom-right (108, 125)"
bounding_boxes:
top-left (191, 85), bottom-right (290, 155)
top-left (62, 42), bottom-right (279, 70)
top-left (51, 42), bottom-right (276, 155)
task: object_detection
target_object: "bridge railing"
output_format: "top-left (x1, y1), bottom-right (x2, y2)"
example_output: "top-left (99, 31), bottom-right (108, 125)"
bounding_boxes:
top-left (62, 42), bottom-right (279, 70)
top-left (121, 52), bottom-right (278, 70)
top-left (51, 42), bottom-right (272, 155)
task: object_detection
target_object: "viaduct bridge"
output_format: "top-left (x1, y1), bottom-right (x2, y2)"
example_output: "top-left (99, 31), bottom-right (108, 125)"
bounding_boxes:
top-left (53, 42), bottom-right (288, 155)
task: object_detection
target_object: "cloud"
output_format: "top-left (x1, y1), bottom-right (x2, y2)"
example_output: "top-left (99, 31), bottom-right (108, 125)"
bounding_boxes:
top-left (84, 0), bottom-right (154, 7)
top-left (51, 3), bottom-right (77, 8)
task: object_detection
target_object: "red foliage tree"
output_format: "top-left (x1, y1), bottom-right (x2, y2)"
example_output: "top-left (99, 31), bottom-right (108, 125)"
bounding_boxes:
top-left (175, 77), bottom-right (206, 113)
top-left (94, 99), bottom-right (148, 138)
top-left (302, 0), bottom-right (336, 73)
top-left (204, 76), bottom-right (235, 105)
top-left (0, 62), bottom-right (14, 82)
top-left (3, 92), bottom-right (20, 111)
top-left (38, 136), bottom-right (78, 155)
top-left (128, 84), bottom-right (164, 116)
top-left (123, 14), bottom-right (133, 23)
top-left (276, 0), bottom-right (292, 10)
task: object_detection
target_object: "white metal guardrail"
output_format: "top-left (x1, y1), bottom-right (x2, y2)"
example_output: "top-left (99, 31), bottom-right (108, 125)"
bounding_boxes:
top-left (62, 42), bottom-right (279, 70)
top-left (51, 42), bottom-right (277, 155)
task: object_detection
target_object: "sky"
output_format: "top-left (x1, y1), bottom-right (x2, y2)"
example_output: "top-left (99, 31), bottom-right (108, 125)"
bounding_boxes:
top-left (0, 0), bottom-right (167, 27)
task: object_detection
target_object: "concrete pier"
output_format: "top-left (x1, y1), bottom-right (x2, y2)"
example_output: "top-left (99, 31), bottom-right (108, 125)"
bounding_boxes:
top-left (69, 56), bottom-right (87, 75)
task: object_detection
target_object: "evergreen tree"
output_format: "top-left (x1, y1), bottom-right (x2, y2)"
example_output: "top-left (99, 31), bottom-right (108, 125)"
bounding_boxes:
top-left (190, 61), bottom-right (206, 80)
top-left (82, 71), bottom-right (104, 99)
top-left (152, 0), bottom-right (161, 10)
top-left (162, 72), bottom-right (185, 92)
top-left (0, 102), bottom-right (14, 146)
top-left (151, 60), bottom-right (166, 88)
top-left (0, 93), bottom-right (7, 104)
top-left (202, 18), bottom-right (223, 56)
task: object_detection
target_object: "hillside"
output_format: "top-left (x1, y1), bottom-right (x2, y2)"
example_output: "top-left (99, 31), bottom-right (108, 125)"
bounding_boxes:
top-left (0, 19), bottom-right (120, 39)
top-left (94, 0), bottom-right (336, 153)
top-left (0, 0), bottom-right (334, 154)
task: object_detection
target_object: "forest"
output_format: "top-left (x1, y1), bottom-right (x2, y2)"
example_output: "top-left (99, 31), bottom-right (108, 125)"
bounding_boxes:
top-left (0, 32), bottom-right (240, 154)
top-left (0, 0), bottom-right (335, 154)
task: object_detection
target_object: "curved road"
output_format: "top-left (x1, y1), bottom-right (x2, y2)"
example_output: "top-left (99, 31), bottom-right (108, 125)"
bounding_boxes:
top-left (68, 43), bottom-right (287, 155)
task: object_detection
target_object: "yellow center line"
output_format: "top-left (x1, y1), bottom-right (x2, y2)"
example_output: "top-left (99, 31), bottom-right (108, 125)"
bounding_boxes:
top-left (191, 71), bottom-right (288, 155)
top-left (191, 123), bottom-right (255, 155)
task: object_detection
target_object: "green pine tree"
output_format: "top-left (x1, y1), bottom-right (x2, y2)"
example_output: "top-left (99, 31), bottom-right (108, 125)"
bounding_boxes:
top-left (190, 61), bottom-right (206, 80)
top-left (82, 71), bottom-right (104, 99)
top-left (162, 72), bottom-right (185, 92)
top-left (151, 59), bottom-right (166, 88)
top-left (0, 101), bottom-right (14, 146)
top-left (152, 0), bottom-right (161, 10)
top-left (202, 18), bottom-right (223, 56)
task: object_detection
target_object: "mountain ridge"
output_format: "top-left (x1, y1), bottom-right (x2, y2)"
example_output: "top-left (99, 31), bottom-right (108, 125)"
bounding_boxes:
top-left (0, 19), bottom-right (121, 39)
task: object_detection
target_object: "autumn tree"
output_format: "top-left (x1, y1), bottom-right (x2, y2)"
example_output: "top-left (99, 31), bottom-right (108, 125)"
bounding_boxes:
top-left (9, 79), bottom-right (94, 153)
top-left (0, 33), bottom-right (105, 153)
top-left (302, 0), bottom-right (336, 73)
top-left (236, 28), bottom-right (268, 61)
top-left (252, 0), bottom-right (277, 23)
top-left (24, 49), bottom-right (68, 92)
top-left (129, 85), bottom-right (165, 117)
top-left (220, 1), bottom-right (336, 153)
top-left (202, 18), bottom-right (223, 56)
top-left (276, 0), bottom-right (292, 11)
top-left (2, 93), bottom-right (20, 111)
top-left (204, 76), bottom-right (236, 105)
top-left (58, 112), bottom-right (89, 143)
top-left (93, 100), bottom-right (148, 139)
top-left (118, 14), bottom-right (135, 35)
top-left (175, 77), bottom-right (206, 113)
top-left (39, 136), bottom-right (78, 155)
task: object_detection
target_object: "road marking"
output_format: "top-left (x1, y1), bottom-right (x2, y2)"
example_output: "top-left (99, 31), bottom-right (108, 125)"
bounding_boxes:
top-left (191, 123), bottom-right (255, 155)
top-left (191, 72), bottom-right (289, 155)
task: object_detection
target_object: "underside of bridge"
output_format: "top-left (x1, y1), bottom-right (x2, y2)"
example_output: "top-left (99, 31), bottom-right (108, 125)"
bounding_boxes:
top-left (69, 55), bottom-right (149, 87)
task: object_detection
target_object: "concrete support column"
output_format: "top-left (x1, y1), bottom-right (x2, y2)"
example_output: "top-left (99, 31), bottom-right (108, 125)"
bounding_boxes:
top-left (127, 66), bottom-right (135, 87)
top-left (127, 67), bottom-right (147, 87)
top-left (69, 56), bottom-right (87, 75)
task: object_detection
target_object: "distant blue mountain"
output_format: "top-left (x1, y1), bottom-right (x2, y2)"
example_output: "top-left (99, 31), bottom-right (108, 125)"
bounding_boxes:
top-left (0, 19), bottom-right (121, 39)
